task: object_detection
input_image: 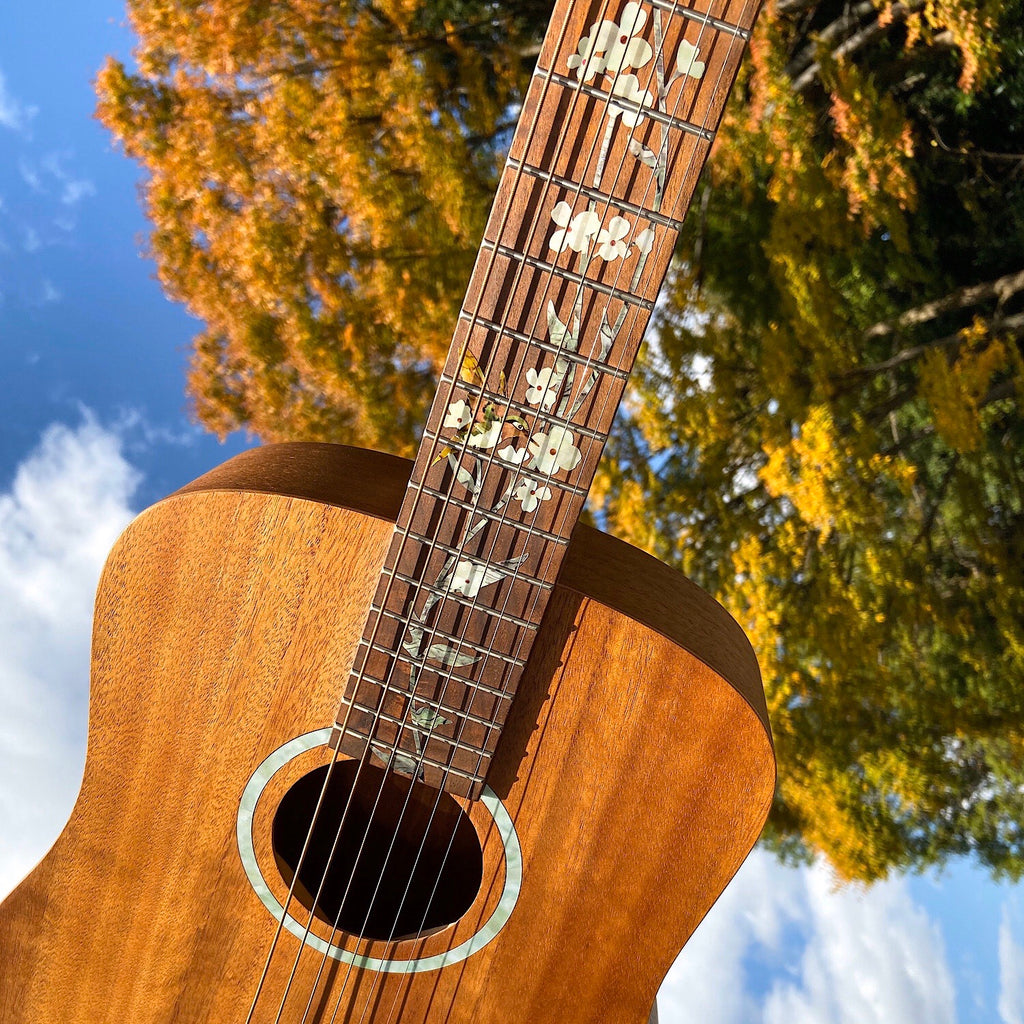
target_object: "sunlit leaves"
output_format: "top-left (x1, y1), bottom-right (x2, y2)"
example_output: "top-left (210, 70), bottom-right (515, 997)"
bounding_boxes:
top-left (596, 1), bottom-right (1024, 882)
top-left (95, 0), bottom-right (537, 453)
top-left (97, 0), bottom-right (1024, 884)
top-left (919, 324), bottom-right (1009, 452)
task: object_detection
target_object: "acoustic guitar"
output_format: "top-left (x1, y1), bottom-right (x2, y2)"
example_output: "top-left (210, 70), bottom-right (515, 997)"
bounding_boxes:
top-left (0, 0), bottom-right (774, 1020)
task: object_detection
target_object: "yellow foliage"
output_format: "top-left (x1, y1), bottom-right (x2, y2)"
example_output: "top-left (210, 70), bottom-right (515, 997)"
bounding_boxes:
top-left (783, 766), bottom-right (897, 882)
top-left (96, 0), bottom-right (530, 452)
top-left (908, 0), bottom-right (1004, 89)
top-left (919, 323), bottom-right (1008, 452)
top-left (759, 406), bottom-right (918, 548)
top-left (725, 533), bottom-right (786, 690)
top-left (760, 406), bottom-right (846, 541)
top-left (824, 61), bottom-right (916, 248)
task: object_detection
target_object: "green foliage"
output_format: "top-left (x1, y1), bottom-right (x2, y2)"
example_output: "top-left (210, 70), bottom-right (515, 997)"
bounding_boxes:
top-left (595, 0), bottom-right (1024, 881)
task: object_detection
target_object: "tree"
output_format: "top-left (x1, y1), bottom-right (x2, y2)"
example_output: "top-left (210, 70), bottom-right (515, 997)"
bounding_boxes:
top-left (96, 0), bottom-right (549, 453)
top-left (97, 0), bottom-right (1024, 882)
top-left (593, 0), bottom-right (1024, 880)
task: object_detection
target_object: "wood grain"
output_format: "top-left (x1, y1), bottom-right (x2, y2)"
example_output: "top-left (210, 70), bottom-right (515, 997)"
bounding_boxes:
top-left (0, 443), bottom-right (774, 1023)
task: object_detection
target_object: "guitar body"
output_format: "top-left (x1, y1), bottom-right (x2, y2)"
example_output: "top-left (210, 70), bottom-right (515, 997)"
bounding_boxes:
top-left (0, 443), bottom-right (774, 1023)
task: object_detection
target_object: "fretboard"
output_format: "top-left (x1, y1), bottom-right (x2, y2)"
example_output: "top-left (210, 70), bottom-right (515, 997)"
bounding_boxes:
top-left (333, 0), bottom-right (762, 798)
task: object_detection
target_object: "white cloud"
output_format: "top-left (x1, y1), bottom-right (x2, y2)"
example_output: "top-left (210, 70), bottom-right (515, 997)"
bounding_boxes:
top-left (1000, 903), bottom-right (1024, 1024)
top-left (659, 850), bottom-right (805, 1024)
top-left (659, 853), bottom-right (958, 1024)
top-left (59, 178), bottom-right (97, 207)
top-left (41, 152), bottom-right (96, 206)
top-left (18, 153), bottom-right (96, 207)
top-left (113, 407), bottom-right (202, 449)
top-left (0, 69), bottom-right (37, 133)
top-left (0, 417), bottom-right (139, 898)
top-left (764, 864), bottom-right (957, 1024)
top-left (17, 157), bottom-right (43, 193)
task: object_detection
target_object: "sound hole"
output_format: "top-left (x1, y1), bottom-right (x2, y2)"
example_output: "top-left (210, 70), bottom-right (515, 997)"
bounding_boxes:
top-left (271, 761), bottom-right (483, 941)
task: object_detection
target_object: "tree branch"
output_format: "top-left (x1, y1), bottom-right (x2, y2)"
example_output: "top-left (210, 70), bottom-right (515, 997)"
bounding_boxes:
top-left (774, 0), bottom-right (821, 17)
top-left (914, 455), bottom-right (959, 549)
top-left (848, 310), bottom-right (1024, 386)
top-left (864, 317), bottom-right (1022, 423)
top-left (792, 0), bottom-right (924, 95)
top-left (864, 270), bottom-right (1024, 341)
top-left (784, 0), bottom-right (878, 81)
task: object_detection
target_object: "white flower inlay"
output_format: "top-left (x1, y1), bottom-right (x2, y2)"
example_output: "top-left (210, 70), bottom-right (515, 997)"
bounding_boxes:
top-left (497, 443), bottom-right (530, 465)
top-left (514, 477), bottom-right (553, 513)
top-left (525, 366), bottom-right (564, 409)
top-left (676, 40), bottom-right (706, 79)
top-left (528, 426), bottom-right (582, 475)
top-left (468, 420), bottom-right (502, 449)
top-left (448, 557), bottom-right (525, 598)
top-left (634, 226), bottom-right (656, 255)
top-left (609, 73), bottom-right (654, 127)
top-left (449, 560), bottom-right (493, 598)
top-left (444, 399), bottom-right (471, 430)
top-left (597, 216), bottom-right (632, 261)
top-left (567, 2), bottom-right (653, 82)
top-left (549, 200), bottom-right (601, 253)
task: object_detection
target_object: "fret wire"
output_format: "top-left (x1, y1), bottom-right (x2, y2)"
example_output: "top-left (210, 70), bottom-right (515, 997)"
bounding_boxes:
top-left (438, 1), bottom-right (725, 782)
top-left (354, 640), bottom-right (523, 699)
top-left (384, 533), bottom-right (556, 592)
top-left (369, 604), bottom-right (534, 666)
top-left (350, 0), bottom-right (675, 788)
top-left (504, 157), bottom-right (685, 231)
top-left (376, 716), bottom-right (499, 765)
top-left (327, 0), bottom-right (600, 805)
top-left (414, 484), bottom-right (570, 545)
top-left (336, 0), bottom-right (742, 799)
top-left (438, 374), bottom-right (612, 446)
top-left (351, 737), bottom-right (484, 784)
top-left (456, 310), bottom-right (632, 381)
top-left (345, 693), bottom-right (508, 731)
top-left (334, 722), bottom-right (487, 780)
top-left (361, 628), bottom-right (529, 671)
top-left (345, 711), bottom-right (498, 760)
top-left (646, 0), bottom-right (751, 38)
top-left (379, 572), bottom-right (541, 630)
top-left (534, 67), bottom-right (717, 142)
top-left (480, 239), bottom-right (656, 311)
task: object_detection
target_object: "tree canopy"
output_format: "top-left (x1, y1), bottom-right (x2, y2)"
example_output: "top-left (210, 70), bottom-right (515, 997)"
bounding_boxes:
top-left (593, 0), bottom-right (1024, 880)
top-left (96, 0), bottom-right (549, 452)
top-left (97, 0), bottom-right (1024, 882)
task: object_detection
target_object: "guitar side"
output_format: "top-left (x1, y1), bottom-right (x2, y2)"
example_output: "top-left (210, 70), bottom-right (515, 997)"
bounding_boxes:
top-left (0, 443), bottom-right (774, 1023)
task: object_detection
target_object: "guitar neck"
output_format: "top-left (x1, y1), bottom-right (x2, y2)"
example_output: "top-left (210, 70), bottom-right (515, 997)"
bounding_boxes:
top-left (334, 0), bottom-right (762, 797)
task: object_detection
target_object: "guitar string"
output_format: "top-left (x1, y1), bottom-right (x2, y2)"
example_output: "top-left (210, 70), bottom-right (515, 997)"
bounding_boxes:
top-left (315, 2), bottom-right (741, 1015)
top-left (282, 0), bottom-right (643, 1016)
top-left (317, 6), bottom-right (676, 1015)
top-left (321, 2), bottom-right (738, 1017)
top-left (332, 2), bottom-right (731, 1020)
top-left (282, 0), bottom-right (663, 1015)
top-left (359, 10), bottom-right (739, 1024)
top-left (267, 0), bottom-right (738, 1015)
top-left (248, 2), bottom-right (603, 1019)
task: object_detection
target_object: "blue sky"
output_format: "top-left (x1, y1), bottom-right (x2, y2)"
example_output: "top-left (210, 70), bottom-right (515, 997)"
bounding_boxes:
top-left (0, 3), bottom-right (1021, 1021)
